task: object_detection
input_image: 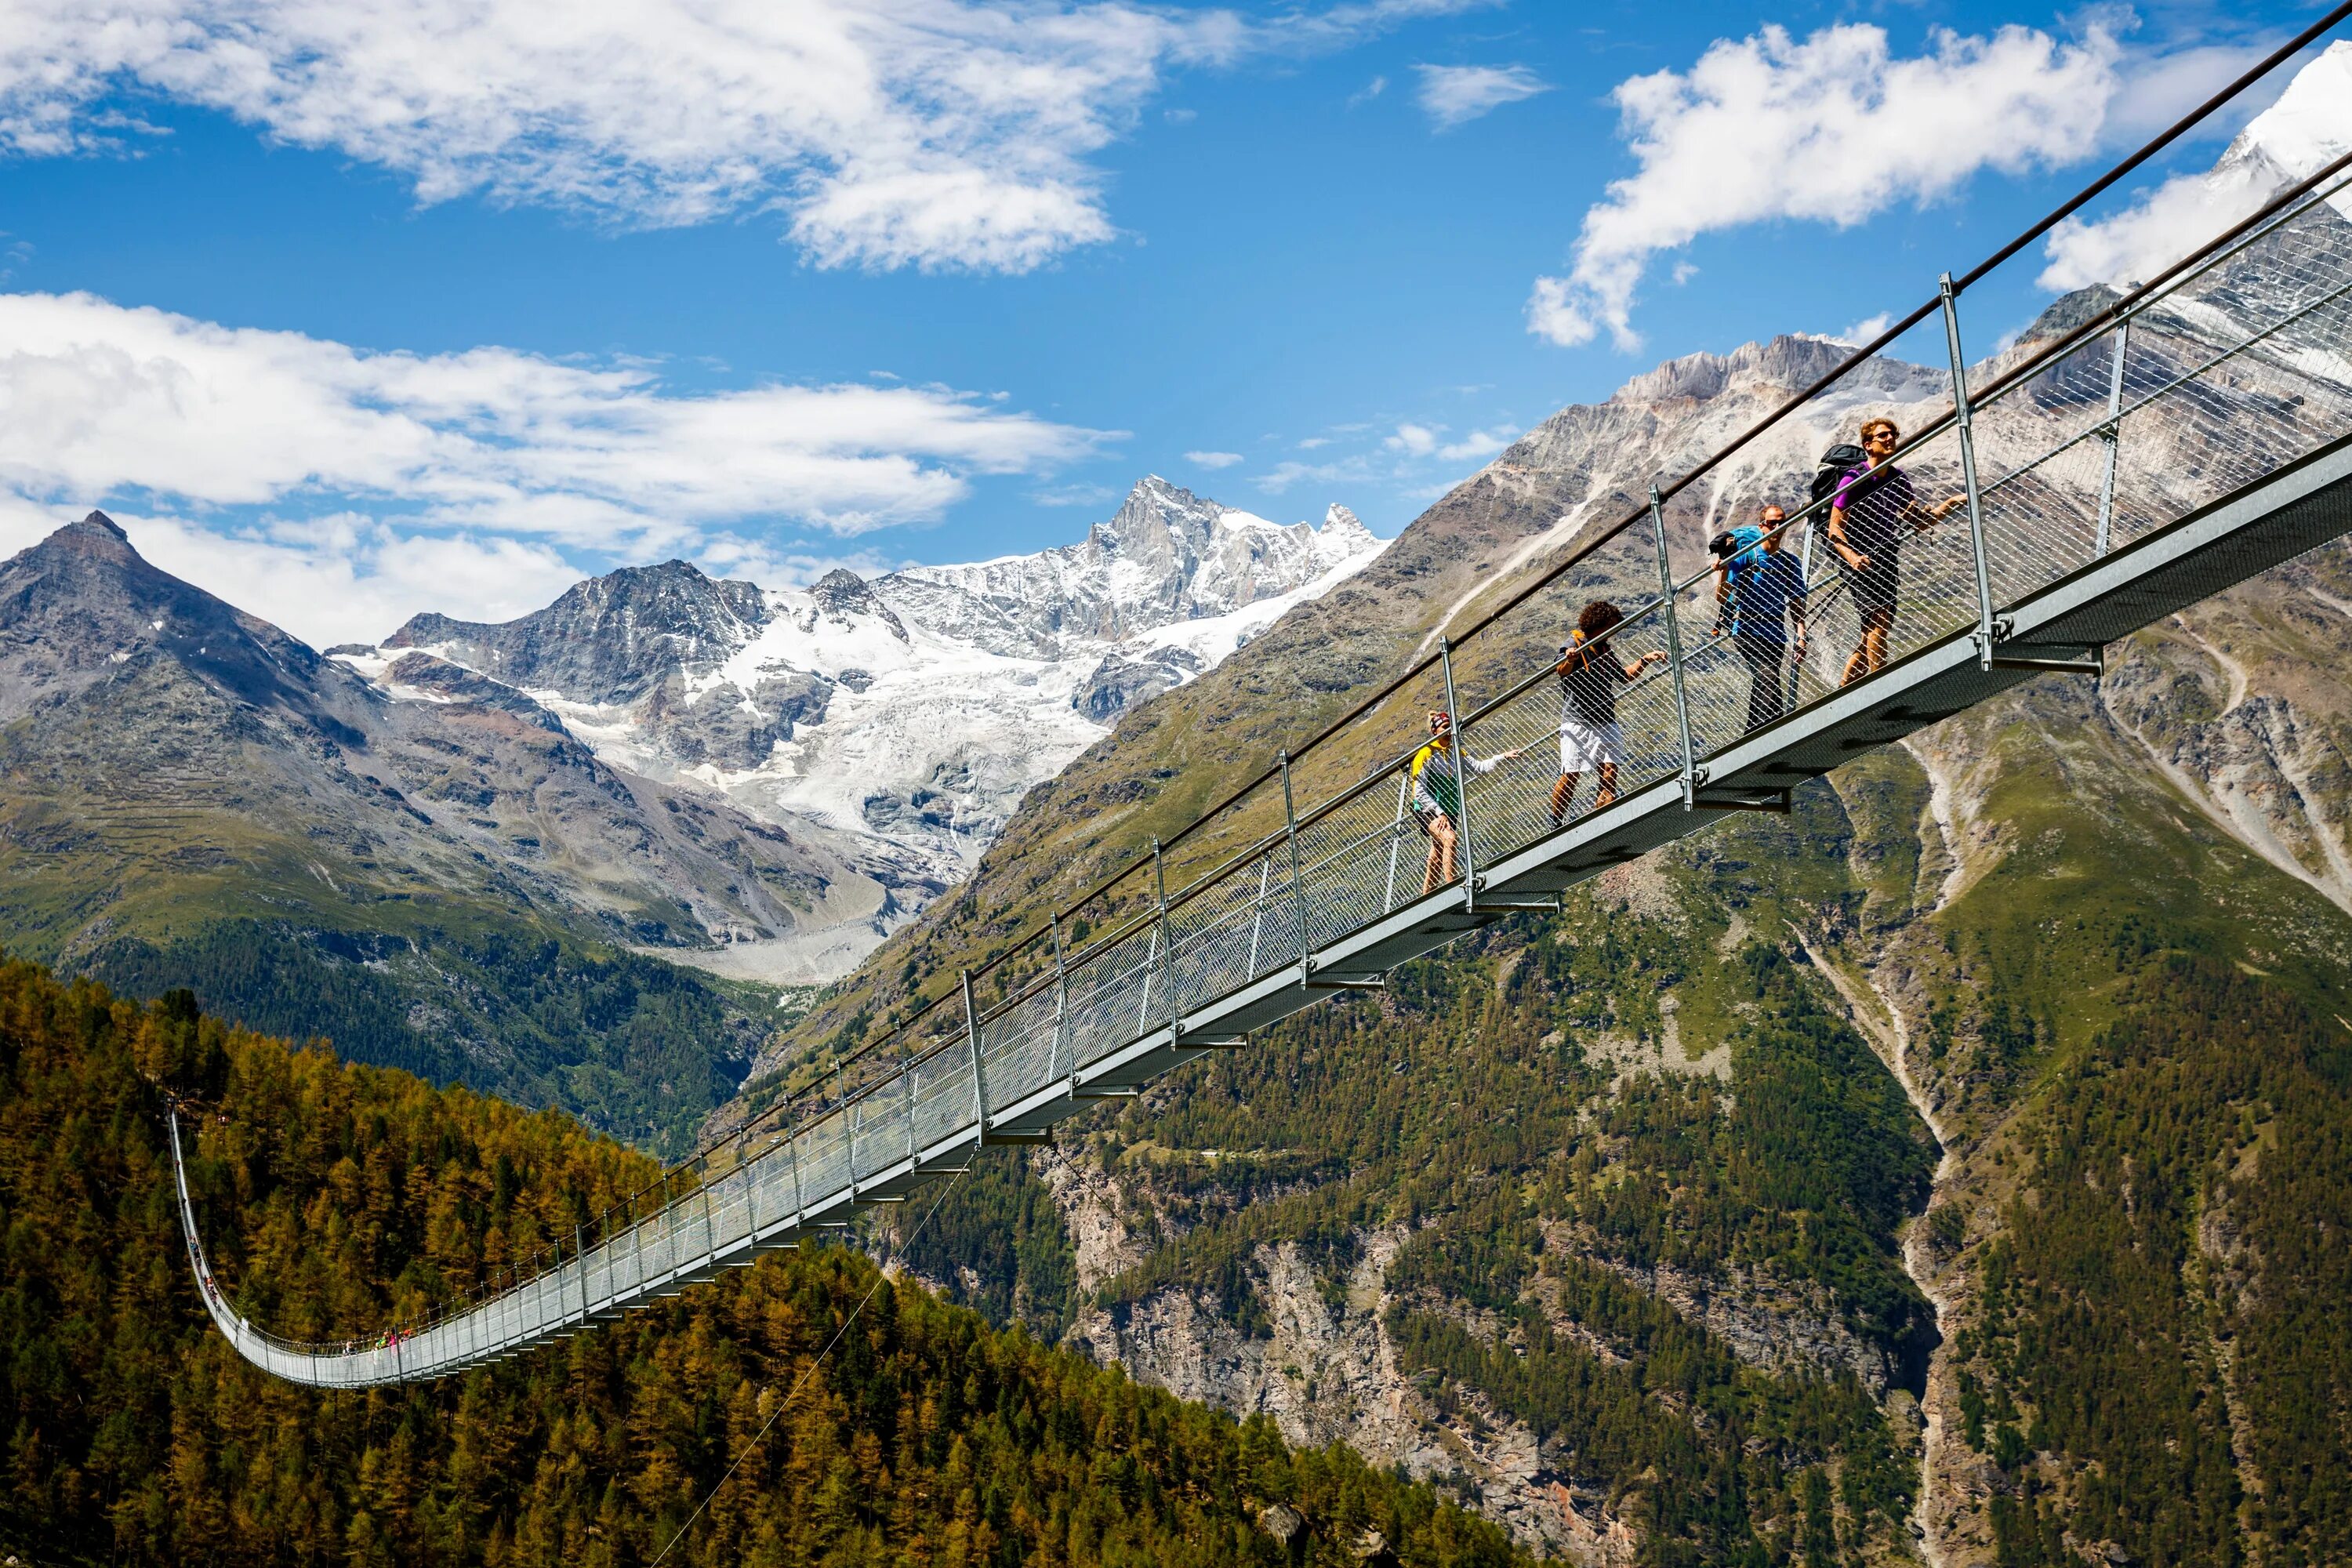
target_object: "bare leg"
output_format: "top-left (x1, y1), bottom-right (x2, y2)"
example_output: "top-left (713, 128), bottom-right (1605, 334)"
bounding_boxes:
top-left (1421, 818), bottom-right (1458, 895)
top-left (1845, 605), bottom-right (1893, 684)
top-left (1595, 762), bottom-right (1621, 809)
top-left (1551, 772), bottom-right (1581, 825)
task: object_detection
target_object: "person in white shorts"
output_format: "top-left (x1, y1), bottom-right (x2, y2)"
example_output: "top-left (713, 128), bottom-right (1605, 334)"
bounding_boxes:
top-left (1551, 600), bottom-right (1666, 826)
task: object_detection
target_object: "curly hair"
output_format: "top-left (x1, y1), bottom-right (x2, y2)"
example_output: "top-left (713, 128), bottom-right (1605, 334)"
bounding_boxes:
top-left (1577, 600), bottom-right (1624, 638)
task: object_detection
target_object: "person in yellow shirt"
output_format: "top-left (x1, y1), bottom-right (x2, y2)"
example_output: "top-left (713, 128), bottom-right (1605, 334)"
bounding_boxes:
top-left (1410, 710), bottom-right (1523, 895)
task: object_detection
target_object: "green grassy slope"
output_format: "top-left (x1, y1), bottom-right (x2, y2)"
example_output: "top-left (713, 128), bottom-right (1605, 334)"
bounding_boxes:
top-left (862, 539), bottom-right (2352, 1568)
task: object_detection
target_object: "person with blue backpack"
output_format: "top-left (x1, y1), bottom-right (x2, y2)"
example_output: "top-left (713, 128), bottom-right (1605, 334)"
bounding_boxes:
top-left (1711, 504), bottom-right (1807, 733)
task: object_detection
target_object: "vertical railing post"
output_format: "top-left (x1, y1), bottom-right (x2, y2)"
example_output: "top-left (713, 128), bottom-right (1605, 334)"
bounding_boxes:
top-left (1279, 751), bottom-right (1308, 982)
top-left (788, 1116), bottom-right (805, 1225)
top-left (1438, 637), bottom-right (1478, 908)
top-left (744, 1132), bottom-right (765, 1244)
top-left (1246, 858), bottom-right (1272, 974)
top-left (2094, 308), bottom-right (2132, 557)
top-left (1940, 272), bottom-right (1997, 670)
top-left (1048, 912), bottom-right (1073, 1089)
top-left (1650, 485), bottom-right (1698, 808)
top-left (1135, 923), bottom-right (1158, 1033)
top-left (1795, 515), bottom-right (1819, 710)
top-left (900, 1029), bottom-right (918, 1170)
top-left (699, 1177), bottom-right (717, 1269)
top-left (1152, 837), bottom-right (1179, 1036)
top-left (1382, 775), bottom-right (1410, 913)
top-left (837, 1063), bottom-right (857, 1203)
top-left (628, 1190), bottom-right (644, 1301)
top-left (574, 1224), bottom-right (588, 1322)
top-left (963, 969), bottom-right (989, 1149)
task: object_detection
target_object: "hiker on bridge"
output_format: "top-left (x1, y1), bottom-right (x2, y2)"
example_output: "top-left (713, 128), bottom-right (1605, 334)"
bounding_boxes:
top-left (1826, 418), bottom-right (1966, 684)
top-left (1410, 710), bottom-right (1522, 895)
top-left (1551, 601), bottom-right (1668, 826)
top-left (1711, 505), bottom-right (1808, 732)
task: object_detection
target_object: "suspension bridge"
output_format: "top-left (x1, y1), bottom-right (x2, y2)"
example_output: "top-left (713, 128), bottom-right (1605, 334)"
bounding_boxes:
top-left (172, 34), bottom-right (2352, 1387)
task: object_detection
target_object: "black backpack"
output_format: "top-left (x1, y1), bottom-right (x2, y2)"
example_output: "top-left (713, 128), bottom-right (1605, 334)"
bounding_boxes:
top-left (1808, 442), bottom-right (1867, 505)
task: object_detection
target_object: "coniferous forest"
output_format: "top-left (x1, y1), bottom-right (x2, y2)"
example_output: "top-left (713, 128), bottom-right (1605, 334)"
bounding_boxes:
top-left (0, 957), bottom-right (1528, 1567)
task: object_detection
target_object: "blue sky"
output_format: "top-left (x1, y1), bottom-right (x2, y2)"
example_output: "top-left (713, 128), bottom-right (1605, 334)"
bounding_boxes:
top-left (0, 0), bottom-right (2336, 645)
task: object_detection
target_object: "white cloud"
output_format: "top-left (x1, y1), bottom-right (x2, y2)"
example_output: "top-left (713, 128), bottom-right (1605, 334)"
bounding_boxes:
top-left (1253, 454), bottom-right (1375, 494)
top-left (0, 290), bottom-right (1107, 544)
top-left (0, 289), bottom-right (1115, 643)
top-left (1384, 422), bottom-right (1439, 456)
top-left (0, 0), bottom-right (1486, 274)
top-left (126, 511), bottom-right (588, 648)
top-left (1415, 63), bottom-right (1550, 129)
top-left (1029, 481), bottom-right (1119, 506)
top-left (1185, 449), bottom-right (1245, 468)
top-left (2106, 41), bottom-right (2285, 146)
top-left (1527, 20), bottom-right (2122, 350)
top-left (1838, 311), bottom-right (1894, 344)
top-left (2040, 40), bottom-right (2352, 292)
top-left (1350, 74), bottom-right (1389, 107)
top-left (2037, 166), bottom-right (2274, 292)
top-left (1437, 426), bottom-right (1515, 462)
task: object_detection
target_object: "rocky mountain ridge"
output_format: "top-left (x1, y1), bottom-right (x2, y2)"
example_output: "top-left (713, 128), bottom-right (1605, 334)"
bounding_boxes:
top-left (0, 511), bottom-right (884, 1147)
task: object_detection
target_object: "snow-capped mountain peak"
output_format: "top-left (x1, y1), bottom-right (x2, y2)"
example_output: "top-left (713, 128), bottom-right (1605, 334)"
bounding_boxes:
top-left (877, 475), bottom-right (1375, 659)
top-left (339, 477), bottom-right (1385, 982)
top-left (2238, 40), bottom-right (2352, 182)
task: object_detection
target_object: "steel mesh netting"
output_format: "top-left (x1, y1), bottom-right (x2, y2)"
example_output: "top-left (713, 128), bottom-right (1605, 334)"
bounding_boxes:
top-left (795, 1105), bottom-right (851, 1204)
top-left (1165, 842), bottom-right (1292, 1011)
top-left (980, 978), bottom-right (1062, 1107)
top-left (1279, 777), bottom-right (1392, 945)
top-left (909, 1033), bottom-right (977, 1150)
top-left (1058, 913), bottom-right (1163, 1075)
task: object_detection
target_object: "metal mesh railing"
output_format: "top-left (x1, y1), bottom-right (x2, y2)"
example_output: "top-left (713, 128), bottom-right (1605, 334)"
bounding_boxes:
top-left (174, 112), bottom-right (2352, 1387)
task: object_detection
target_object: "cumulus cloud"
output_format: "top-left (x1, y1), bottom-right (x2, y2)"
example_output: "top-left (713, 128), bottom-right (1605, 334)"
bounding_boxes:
top-left (1415, 63), bottom-right (1549, 129)
top-left (1185, 449), bottom-right (1245, 468)
top-left (0, 0), bottom-right (1486, 274)
top-left (122, 510), bottom-right (590, 649)
top-left (0, 289), bottom-right (1110, 643)
top-left (1253, 454), bottom-right (1374, 494)
top-left (0, 290), bottom-right (1106, 542)
top-left (1384, 423), bottom-right (1439, 456)
top-left (2040, 40), bottom-right (2352, 292)
top-left (1528, 20), bottom-right (2123, 350)
top-left (1437, 426), bottom-right (1515, 462)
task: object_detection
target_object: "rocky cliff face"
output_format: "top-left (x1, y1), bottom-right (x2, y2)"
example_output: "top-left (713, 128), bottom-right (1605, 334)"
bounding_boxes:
top-left (358, 478), bottom-right (1381, 982)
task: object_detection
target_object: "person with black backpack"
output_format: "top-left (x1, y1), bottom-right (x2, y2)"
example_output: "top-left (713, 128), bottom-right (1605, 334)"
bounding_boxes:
top-left (1823, 418), bottom-right (1965, 684)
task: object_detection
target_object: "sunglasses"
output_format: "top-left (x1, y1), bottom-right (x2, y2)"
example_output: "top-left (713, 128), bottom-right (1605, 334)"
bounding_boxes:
top-left (1864, 430), bottom-right (1899, 444)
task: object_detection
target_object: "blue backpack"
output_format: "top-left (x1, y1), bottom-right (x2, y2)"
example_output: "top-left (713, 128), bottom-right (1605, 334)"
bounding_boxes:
top-left (1716, 524), bottom-right (1766, 587)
